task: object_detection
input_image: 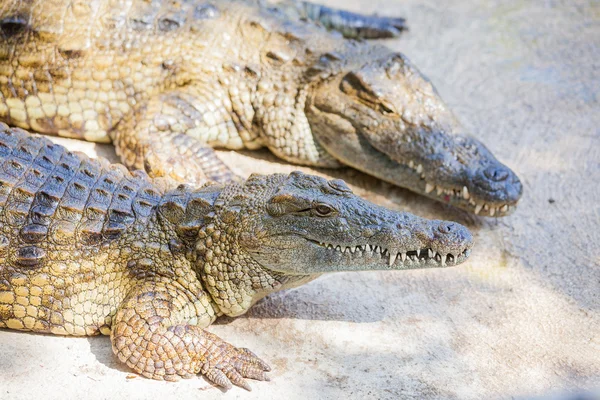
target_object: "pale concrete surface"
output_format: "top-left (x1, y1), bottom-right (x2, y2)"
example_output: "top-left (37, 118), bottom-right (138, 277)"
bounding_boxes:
top-left (1, 1), bottom-right (599, 399)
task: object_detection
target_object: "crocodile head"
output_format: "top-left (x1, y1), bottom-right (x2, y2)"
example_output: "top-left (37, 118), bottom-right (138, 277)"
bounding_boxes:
top-left (306, 52), bottom-right (523, 217)
top-left (197, 171), bottom-right (473, 316)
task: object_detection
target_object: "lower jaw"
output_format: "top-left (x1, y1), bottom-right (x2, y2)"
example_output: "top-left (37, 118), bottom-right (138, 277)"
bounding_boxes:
top-left (386, 162), bottom-right (517, 217)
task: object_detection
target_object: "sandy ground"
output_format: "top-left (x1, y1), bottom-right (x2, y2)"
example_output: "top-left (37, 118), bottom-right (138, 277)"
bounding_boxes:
top-left (1, 1), bottom-right (599, 399)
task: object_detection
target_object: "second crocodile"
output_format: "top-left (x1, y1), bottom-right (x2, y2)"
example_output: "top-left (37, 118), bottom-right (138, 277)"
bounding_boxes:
top-left (0, 0), bottom-right (522, 215)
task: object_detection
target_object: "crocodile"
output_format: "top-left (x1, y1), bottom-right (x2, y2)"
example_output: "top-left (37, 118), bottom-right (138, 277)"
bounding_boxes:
top-left (0, 124), bottom-right (473, 390)
top-left (0, 0), bottom-right (522, 216)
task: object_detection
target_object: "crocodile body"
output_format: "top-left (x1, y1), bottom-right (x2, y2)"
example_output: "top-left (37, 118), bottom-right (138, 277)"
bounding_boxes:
top-left (0, 0), bottom-right (521, 216)
top-left (0, 124), bottom-right (473, 389)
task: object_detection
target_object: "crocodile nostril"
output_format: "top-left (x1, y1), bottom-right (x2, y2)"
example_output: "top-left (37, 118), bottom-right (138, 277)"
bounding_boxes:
top-left (483, 166), bottom-right (509, 182)
top-left (438, 222), bottom-right (455, 234)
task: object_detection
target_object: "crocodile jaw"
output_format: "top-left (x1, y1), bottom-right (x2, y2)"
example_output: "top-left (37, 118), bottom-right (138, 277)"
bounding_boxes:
top-left (306, 81), bottom-right (522, 217)
top-left (314, 122), bottom-right (522, 217)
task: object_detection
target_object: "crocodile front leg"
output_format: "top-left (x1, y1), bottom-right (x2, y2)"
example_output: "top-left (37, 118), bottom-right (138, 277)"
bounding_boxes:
top-left (111, 279), bottom-right (270, 389)
top-left (111, 90), bottom-right (240, 187)
top-left (274, 0), bottom-right (407, 38)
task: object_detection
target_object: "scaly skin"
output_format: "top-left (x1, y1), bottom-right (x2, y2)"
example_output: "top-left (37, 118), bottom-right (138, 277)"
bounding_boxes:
top-left (0, 0), bottom-right (518, 217)
top-left (0, 124), bottom-right (473, 390)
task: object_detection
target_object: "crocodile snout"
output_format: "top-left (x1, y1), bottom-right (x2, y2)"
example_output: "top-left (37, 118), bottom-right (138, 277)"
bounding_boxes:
top-left (471, 163), bottom-right (523, 206)
top-left (483, 165), bottom-right (510, 182)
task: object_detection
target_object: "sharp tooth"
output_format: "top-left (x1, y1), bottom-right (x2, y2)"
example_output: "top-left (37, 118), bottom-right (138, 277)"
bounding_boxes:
top-left (462, 186), bottom-right (470, 200)
top-left (446, 254), bottom-right (454, 264)
top-left (500, 204), bottom-right (508, 212)
top-left (436, 186), bottom-right (443, 195)
top-left (380, 247), bottom-right (386, 255)
top-left (421, 173), bottom-right (426, 179)
top-left (416, 164), bottom-right (423, 174)
top-left (410, 255), bottom-right (417, 261)
top-left (400, 253), bottom-right (406, 262)
top-left (490, 207), bottom-right (496, 216)
top-left (345, 246), bottom-right (351, 253)
top-left (372, 246), bottom-right (378, 253)
top-left (335, 245), bottom-right (341, 252)
top-left (409, 160), bottom-right (414, 168)
top-left (425, 183), bottom-right (435, 193)
top-left (474, 203), bottom-right (483, 215)
top-left (428, 249), bottom-right (434, 258)
top-left (484, 204), bottom-right (489, 211)
top-left (355, 246), bottom-right (361, 253)
top-left (388, 253), bottom-right (397, 266)
top-left (435, 254), bottom-right (442, 262)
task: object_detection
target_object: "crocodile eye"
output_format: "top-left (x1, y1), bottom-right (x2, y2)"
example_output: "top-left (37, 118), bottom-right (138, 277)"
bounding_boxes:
top-left (314, 203), bottom-right (335, 216)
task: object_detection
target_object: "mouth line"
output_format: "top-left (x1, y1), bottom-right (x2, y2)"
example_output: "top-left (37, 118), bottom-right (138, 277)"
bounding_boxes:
top-left (403, 161), bottom-right (516, 216)
top-left (306, 239), bottom-right (471, 268)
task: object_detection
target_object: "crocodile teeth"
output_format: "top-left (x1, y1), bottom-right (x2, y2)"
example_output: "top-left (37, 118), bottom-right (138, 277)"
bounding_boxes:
top-left (436, 186), bottom-right (443, 195)
top-left (474, 203), bottom-right (483, 215)
top-left (462, 186), bottom-right (470, 200)
top-left (489, 207), bottom-right (496, 216)
top-left (425, 183), bottom-right (435, 193)
top-left (416, 164), bottom-right (423, 174)
top-left (318, 243), bottom-right (456, 267)
top-left (500, 205), bottom-right (509, 213)
top-left (409, 161), bottom-right (414, 168)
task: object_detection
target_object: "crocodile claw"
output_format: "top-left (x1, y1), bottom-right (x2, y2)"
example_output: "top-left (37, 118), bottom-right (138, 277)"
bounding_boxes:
top-left (203, 342), bottom-right (271, 391)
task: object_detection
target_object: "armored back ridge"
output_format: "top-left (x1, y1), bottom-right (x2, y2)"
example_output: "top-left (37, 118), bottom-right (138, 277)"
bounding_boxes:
top-left (0, 0), bottom-right (521, 215)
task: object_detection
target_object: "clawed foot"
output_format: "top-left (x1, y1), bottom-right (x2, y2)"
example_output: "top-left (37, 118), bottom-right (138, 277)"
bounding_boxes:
top-left (144, 144), bottom-right (238, 187)
top-left (201, 344), bottom-right (271, 391)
